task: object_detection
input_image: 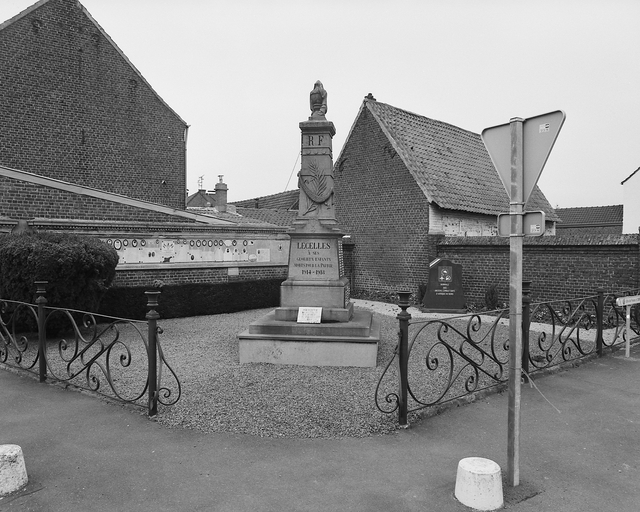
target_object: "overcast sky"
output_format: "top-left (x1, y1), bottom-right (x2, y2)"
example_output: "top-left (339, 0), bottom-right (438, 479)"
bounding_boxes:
top-left (2, 0), bottom-right (639, 208)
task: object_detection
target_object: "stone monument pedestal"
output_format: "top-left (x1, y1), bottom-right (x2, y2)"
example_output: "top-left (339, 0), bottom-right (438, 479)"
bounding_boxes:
top-left (238, 309), bottom-right (380, 367)
top-left (238, 228), bottom-right (379, 367)
top-left (238, 82), bottom-right (379, 367)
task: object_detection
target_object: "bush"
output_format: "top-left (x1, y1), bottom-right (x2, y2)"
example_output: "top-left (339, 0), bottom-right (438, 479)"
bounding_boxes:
top-left (484, 284), bottom-right (500, 310)
top-left (0, 231), bottom-right (119, 312)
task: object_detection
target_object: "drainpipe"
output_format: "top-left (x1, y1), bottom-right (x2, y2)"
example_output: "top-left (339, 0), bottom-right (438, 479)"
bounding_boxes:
top-left (183, 125), bottom-right (190, 208)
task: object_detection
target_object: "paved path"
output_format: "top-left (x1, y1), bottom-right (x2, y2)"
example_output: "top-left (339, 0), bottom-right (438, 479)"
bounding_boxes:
top-left (1, 339), bottom-right (639, 511)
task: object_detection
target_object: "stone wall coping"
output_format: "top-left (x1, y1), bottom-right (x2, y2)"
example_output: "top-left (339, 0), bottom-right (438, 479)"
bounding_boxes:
top-left (0, 218), bottom-right (289, 236)
top-left (438, 234), bottom-right (638, 247)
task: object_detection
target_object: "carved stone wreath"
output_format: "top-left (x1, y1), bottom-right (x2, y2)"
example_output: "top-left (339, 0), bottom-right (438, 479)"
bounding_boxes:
top-left (299, 159), bottom-right (333, 215)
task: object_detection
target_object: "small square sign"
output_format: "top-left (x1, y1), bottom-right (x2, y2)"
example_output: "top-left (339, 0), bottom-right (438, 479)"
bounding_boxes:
top-left (297, 307), bottom-right (322, 323)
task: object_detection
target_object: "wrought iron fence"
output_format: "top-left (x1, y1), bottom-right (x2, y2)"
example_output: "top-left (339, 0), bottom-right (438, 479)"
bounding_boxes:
top-left (0, 281), bottom-right (181, 417)
top-left (376, 286), bottom-right (640, 426)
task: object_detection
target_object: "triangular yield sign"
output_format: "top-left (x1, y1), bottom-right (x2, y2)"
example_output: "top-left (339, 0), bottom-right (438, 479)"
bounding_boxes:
top-left (481, 110), bottom-right (565, 206)
top-left (481, 123), bottom-right (511, 198)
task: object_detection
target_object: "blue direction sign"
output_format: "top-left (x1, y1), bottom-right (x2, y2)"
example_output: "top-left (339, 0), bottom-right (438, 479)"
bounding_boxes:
top-left (482, 111), bottom-right (566, 207)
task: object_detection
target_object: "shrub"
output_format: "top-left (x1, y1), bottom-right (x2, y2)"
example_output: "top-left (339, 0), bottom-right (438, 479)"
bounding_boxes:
top-left (0, 231), bottom-right (119, 312)
top-left (98, 279), bottom-right (284, 320)
top-left (484, 283), bottom-right (500, 310)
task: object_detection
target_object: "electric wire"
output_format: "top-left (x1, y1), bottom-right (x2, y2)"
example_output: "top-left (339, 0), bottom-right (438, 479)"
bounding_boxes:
top-left (284, 151), bottom-right (300, 191)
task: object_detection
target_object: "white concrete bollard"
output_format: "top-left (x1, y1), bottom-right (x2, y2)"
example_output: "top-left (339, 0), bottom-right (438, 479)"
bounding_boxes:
top-left (454, 457), bottom-right (503, 511)
top-left (0, 445), bottom-right (28, 496)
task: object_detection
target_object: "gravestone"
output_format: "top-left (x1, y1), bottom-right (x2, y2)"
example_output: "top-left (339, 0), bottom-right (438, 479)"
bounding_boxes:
top-left (422, 258), bottom-right (467, 313)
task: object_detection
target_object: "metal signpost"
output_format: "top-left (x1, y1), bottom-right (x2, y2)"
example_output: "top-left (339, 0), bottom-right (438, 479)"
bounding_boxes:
top-left (482, 110), bottom-right (565, 487)
top-left (615, 295), bottom-right (640, 357)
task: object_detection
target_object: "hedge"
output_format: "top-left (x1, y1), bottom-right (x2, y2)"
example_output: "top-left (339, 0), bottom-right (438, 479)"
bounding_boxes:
top-left (0, 232), bottom-right (118, 311)
top-left (98, 278), bottom-right (285, 320)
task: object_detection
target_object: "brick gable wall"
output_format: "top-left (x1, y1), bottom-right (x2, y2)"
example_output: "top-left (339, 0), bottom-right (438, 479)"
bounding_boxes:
top-left (0, 0), bottom-right (187, 216)
top-left (334, 106), bottom-right (433, 295)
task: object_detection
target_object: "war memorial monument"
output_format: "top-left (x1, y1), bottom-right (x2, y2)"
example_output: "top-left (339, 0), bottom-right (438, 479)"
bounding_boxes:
top-left (238, 82), bottom-right (380, 367)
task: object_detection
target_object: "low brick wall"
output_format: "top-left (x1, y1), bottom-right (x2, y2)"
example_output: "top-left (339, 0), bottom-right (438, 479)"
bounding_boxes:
top-left (437, 234), bottom-right (639, 306)
top-left (112, 265), bottom-right (288, 288)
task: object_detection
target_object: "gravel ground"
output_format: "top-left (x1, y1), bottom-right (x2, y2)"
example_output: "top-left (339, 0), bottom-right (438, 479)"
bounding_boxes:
top-left (153, 306), bottom-right (403, 438)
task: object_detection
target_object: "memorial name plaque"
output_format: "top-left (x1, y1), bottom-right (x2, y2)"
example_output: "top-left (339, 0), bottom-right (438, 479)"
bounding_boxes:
top-left (297, 307), bottom-right (322, 324)
top-left (289, 238), bottom-right (340, 280)
top-left (422, 258), bottom-right (467, 313)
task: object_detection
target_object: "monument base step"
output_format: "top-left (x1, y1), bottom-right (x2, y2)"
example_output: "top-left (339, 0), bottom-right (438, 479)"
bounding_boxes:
top-left (249, 308), bottom-right (371, 337)
top-left (238, 311), bottom-right (380, 367)
top-left (274, 301), bottom-right (354, 323)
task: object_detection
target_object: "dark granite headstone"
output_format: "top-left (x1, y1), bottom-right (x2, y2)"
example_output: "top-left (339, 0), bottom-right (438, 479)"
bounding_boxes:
top-left (422, 258), bottom-right (466, 313)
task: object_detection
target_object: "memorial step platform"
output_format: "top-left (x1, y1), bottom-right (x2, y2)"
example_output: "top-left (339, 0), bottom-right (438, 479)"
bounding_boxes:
top-left (238, 309), bottom-right (380, 367)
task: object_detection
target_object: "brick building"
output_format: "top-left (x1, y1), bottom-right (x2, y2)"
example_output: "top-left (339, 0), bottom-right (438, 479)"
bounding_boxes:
top-left (332, 96), bottom-right (559, 297)
top-left (0, 0), bottom-right (187, 212)
top-left (0, 0), bottom-right (289, 293)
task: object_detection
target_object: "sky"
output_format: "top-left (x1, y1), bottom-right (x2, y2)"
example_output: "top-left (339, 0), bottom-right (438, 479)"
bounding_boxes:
top-left (1, 0), bottom-right (639, 208)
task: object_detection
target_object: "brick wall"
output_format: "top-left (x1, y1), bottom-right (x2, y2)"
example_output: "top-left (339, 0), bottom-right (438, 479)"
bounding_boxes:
top-left (112, 265), bottom-right (288, 288)
top-left (0, 178), bottom-right (194, 223)
top-left (437, 234), bottom-right (639, 306)
top-left (0, 0), bottom-right (187, 214)
top-left (334, 106), bottom-right (432, 296)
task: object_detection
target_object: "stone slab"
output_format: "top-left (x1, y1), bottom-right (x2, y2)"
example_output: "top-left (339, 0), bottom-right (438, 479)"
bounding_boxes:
top-left (238, 315), bottom-right (380, 367)
top-left (247, 309), bottom-right (372, 337)
top-left (280, 276), bottom-right (350, 310)
top-left (274, 302), bottom-right (354, 322)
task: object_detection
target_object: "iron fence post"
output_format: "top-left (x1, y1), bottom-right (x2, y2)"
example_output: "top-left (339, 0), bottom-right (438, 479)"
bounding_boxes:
top-left (596, 288), bottom-right (604, 356)
top-left (35, 281), bottom-right (48, 383)
top-left (397, 291), bottom-right (412, 427)
top-left (521, 280), bottom-right (531, 382)
top-left (145, 290), bottom-right (161, 418)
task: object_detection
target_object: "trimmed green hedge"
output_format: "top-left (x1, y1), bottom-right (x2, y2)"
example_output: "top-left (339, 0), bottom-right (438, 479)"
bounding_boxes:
top-left (0, 232), bottom-right (118, 311)
top-left (98, 279), bottom-right (284, 320)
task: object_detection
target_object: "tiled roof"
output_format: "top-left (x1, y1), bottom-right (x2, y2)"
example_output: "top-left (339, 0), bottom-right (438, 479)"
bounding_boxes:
top-left (555, 205), bottom-right (623, 226)
top-left (363, 100), bottom-right (560, 221)
top-left (186, 190), bottom-right (217, 208)
top-left (235, 207), bottom-right (298, 228)
top-left (187, 206), bottom-right (285, 228)
top-left (231, 190), bottom-right (299, 210)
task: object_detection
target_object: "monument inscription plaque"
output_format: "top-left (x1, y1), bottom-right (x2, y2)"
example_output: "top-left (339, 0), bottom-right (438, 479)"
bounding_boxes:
top-left (422, 258), bottom-right (467, 313)
top-left (289, 239), bottom-right (340, 280)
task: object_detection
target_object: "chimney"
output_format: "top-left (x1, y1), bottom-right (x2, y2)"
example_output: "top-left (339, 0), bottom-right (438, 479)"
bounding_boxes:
top-left (215, 175), bottom-right (228, 212)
